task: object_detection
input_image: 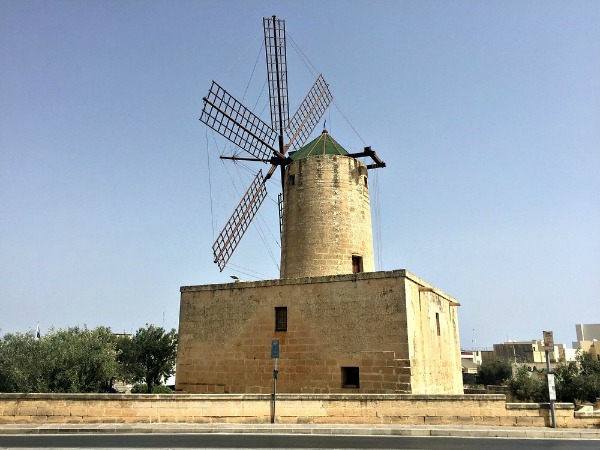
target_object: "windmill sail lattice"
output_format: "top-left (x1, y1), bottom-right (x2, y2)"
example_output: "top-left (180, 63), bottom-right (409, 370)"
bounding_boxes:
top-left (212, 170), bottom-right (268, 271)
top-left (200, 16), bottom-right (332, 271)
top-left (264, 16), bottom-right (289, 135)
top-left (286, 74), bottom-right (333, 151)
top-left (200, 81), bottom-right (278, 162)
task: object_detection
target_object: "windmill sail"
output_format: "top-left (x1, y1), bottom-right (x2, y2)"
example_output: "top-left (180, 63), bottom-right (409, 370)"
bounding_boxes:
top-left (202, 17), bottom-right (335, 272)
top-left (212, 170), bottom-right (268, 271)
top-left (286, 74), bottom-right (333, 151)
top-left (278, 192), bottom-right (284, 238)
top-left (200, 81), bottom-right (278, 162)
top-left (263, 16), bottom-right (289, 136)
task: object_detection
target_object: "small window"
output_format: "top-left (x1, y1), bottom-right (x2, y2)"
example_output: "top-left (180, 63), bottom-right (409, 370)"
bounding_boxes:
top-left (435, 313), bottom-right (441, 336)
top-left (364, 177), bottom-right (368, 187)
top-left (288, 174), bottom-right (295, 186)
top-left (341, 367), bottom-right (360, 388)
top-left (275, 307), bottom-right (287, 332)
top-left (352, 255), bottom-right (363, 274)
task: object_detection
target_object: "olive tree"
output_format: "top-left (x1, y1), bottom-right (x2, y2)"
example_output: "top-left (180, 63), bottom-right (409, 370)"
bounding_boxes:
top-left (476, 359), bottom-right (512, 386)
top-left (116, 325), bottom-right (177, 393)
top-left (508, 351), bottom-right (600, 404)
top-left (0, 326), bottom-right (118, 393)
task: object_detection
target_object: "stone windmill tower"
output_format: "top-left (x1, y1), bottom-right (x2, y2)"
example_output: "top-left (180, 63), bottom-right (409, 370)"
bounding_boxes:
top-left (200, 16), bottom-right (385, 278)
top-left (177, 16), bottom-right (463, 397)
top-left (280, 130), bottom-right (384, 278)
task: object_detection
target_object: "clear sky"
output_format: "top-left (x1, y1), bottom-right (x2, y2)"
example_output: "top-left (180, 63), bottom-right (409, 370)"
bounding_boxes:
top-left (1, 1), bottom-right (598, 349)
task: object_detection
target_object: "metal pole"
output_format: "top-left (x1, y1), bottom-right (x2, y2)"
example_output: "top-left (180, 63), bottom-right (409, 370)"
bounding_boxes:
top-left (271, 357), bottom-right (278, 424)
top-left (545, 349), bottom-right (556, 428)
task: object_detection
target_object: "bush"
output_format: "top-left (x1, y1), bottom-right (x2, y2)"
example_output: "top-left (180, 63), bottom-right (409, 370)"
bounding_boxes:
top-left (508, 351), bottom-right (600, 404)
top-left (0, 327), bottom-right (118, 393)
top-left (575, 352), bottom-right (600, 403)
top-left (508, 366), bottom-right (545, 402)
top-left (115, 325), bottom-right (177, 393)
top-left (151, 385), bottom-right (173, 394)
top-left (553, 360), bottom-right (579, 403)
top-left (130, 383), bottom-right (172, 394)
top-left (131, 383), bottom-right (149, 393)
top-left (476, 359), bottom-right (512, 386)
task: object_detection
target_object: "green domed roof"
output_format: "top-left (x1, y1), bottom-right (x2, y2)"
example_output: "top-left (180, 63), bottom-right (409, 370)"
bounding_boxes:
top-left (289, 130), bottom-right (348, 160)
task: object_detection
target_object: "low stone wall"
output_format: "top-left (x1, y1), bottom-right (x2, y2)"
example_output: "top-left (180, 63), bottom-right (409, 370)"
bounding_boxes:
top-left (0, 394), bottom-right (598, 428)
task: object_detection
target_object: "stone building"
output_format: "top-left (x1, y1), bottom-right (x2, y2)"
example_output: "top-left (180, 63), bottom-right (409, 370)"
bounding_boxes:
top-left (175, 132), bottom-right (464, 394)
top-left (573, 323), bottom-right (600, 361)
top-left (176, 270), bottom-right (462, 394)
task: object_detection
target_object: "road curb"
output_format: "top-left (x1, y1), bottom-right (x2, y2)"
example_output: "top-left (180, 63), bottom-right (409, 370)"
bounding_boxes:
top-left (1, 424), bottom-right (599, 439)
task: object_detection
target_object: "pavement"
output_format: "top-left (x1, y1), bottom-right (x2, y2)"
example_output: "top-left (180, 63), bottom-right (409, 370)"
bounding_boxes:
top-left (0, 423), bottom-right (599, 440)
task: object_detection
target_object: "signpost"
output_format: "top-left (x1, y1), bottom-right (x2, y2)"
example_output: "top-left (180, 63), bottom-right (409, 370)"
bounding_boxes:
top-left (271, 339), bottom-right (279, 424)
top-left (547, 374), bottom-right (556, 401)
top-left (543, 330), bottom-right (556, 428)
top-left (543, 331), bottom-right (554, 352)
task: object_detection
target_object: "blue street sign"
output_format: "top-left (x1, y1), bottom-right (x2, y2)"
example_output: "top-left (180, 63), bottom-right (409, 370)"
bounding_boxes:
top-left (271, 339), bottom-right (280, 359)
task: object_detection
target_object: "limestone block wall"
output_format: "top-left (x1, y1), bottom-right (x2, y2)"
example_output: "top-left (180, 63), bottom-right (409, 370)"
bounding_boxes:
top-left (176, 270), bottom-right (462, 395)
top-left (0, 394), bottom-right (598, 428)
top-left (280, 155), bottom-right (374, 278)
top-left (404, 274), bottom-right (463, 394)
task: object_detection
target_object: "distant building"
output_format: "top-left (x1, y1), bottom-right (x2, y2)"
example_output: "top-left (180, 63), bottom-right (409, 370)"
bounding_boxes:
top-left (575, 323), bottom-right (600, 342)
top-left (480, 350), bottom-right (496, 365)
top-left (492, 340), bottom-right (560, 364)
top-left (461, 350), bottom-right (483, 367)
top-left (460, 351), bottom-right (480, 385)
top-left (572, 323), bottom-right (600, 361)
top-left (487, 340), bottom-right (574, 375)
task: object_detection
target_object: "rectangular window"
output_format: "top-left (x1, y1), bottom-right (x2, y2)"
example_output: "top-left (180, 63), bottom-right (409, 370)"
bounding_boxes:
top-left (275, 307), bottom-right (287, 332)
top-left (352, 255), bottom-right (363, 274)
top-left (435, 313), bottom-right (441, 336)
top-left (341, 367), bottom-right (360, 388)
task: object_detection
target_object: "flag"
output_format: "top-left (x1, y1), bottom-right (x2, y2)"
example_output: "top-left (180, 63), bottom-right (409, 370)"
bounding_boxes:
top-left (35, 323), bottom-right (41, 339)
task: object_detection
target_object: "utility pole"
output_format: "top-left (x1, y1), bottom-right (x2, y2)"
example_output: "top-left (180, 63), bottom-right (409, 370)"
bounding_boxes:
top-left (543, 331), bottom-right (556, 428)
top-left (271, 339), bottom-right (280, 424)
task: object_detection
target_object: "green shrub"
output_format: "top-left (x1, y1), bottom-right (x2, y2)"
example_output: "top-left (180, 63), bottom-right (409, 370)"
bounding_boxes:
top-left (151, 385), bottom-right (173, 394)
top-left (553, 360), bottom-right (579, 403)
top-left (0, 327), bottom-right (118, 393)
top-left (131, 383), bottom-right (149, 393)
top-left (508, 366), bottom-right (545, 402)
top-left (508, 351), bottom-right (600, 404)
top-left (115, 325), bottom-right (177, 393)
top-left (476, 359), bottom-right (512, 386)
top-left (131, 383), bottom-right (172, 394)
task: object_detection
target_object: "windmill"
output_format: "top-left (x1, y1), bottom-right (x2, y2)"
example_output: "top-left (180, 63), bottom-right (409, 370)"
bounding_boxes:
top-left (200, 16), bottom-right (332, 271)
top-left (200, 16), bottom-right (385, 274)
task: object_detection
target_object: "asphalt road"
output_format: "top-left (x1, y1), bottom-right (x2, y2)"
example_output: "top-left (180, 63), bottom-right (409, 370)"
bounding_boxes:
top-left (0, 433), bottom-right (598, 449)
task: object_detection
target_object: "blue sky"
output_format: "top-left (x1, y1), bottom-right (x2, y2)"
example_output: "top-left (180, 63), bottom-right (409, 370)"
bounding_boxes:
top-left (1, 1), bottom-right (598, 349)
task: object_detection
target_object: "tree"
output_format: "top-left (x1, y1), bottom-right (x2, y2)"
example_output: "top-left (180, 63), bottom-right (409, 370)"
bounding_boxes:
top-left (0, 331), bottom-right (45, 392)
top-left (508, 351), bottom-right (600, 404)
top-left (43, 326), bottom-right (119, 393)
top-left (553, 359), bottom-right (579, 403)
top-left (0, 326), bottom-right (118, 393)
top-left (116, 325), bottom-right (177, 393)
top-left (572, 351), bottom-right (600, 403)
top-left (476, 359), bottom-right (512, 386)
top-left (508, 366), bottom-right (545, 402)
